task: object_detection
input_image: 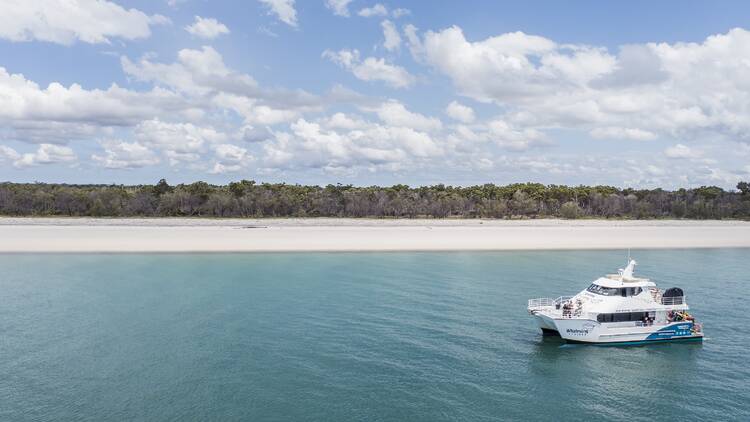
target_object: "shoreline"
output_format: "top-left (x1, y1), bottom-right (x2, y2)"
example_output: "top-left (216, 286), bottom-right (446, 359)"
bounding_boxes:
top-left (1, 216), bottom-right (749, 226)
top-left (1, 218), bottom-right (749, 252)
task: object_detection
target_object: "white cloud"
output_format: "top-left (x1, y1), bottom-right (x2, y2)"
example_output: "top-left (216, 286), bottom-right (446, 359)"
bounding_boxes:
top-left (410, 25), bottom-right (750, 145)
top-left (403, 24), bottom-right (422, 58)
top-left (323, 112), bottom-right (369, 130)
top-left (134, 119), bottom-right (228, 165)
top-left (185, 16), bottom-right (230, 39)
top-left (0, 0), bottom-right (168, 45)
top-left (358, 4), bottom-right (388, 17)
top-left (392, 8), bottom-right (411, 18)
top-left (122, 46), bottom-right (256, 95)
top-left (210, 143), bottom-right (250, 174)
top-left (391, 7), bottom-right (411, 19)
top-left (214, 144), bottom-right (249, 163)
top-left (369, 100), bottom-right (442, 132)
top-left (487, 120), bottom-right (548, 151)
top-left (258, 0), bottom-right (298, 27)
top-left (664, 143), bottom-right (701, 159)
top-left (210, 163), bottom-right (243, 174)
top-left (10, 144), bottom-right (77, 168)
top-left (123, 46), bottom-right (323, 125)
top-left (92, 140), bottom-right (160, 169)
top-left (381, 20), bottom-right (401, 51)
top-left (0, 145), bottom-right (21, 162)
top-left (325, 0), bottom-right (354, 17)
top-left (323, 49), bottom-right (415, 88)
top-left (262, 116), bottom-right (442, 173)
top-left (0, 66), bottom-right (187, 130)
top-left (445, 101), bottom-right (475, 123)
top-left (589, 127), bottom-right (658, 141)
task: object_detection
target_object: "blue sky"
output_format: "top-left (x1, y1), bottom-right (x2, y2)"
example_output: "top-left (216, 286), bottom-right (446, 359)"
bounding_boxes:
top-left (1, 0), bottom-right (749, 188)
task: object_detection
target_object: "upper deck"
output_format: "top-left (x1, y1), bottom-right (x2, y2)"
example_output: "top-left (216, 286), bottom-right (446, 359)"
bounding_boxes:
top-left (527, 258), bottom-right (689, 318)
top-left (594, 274), bottom-right (656, 288)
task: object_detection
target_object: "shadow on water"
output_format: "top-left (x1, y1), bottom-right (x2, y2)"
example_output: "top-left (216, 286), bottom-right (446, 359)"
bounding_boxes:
top-left (526, 329), bottom-right (705, 384)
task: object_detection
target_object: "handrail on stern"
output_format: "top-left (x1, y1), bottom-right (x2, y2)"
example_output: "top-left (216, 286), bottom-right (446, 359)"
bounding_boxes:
top-left (528, 295), bottom-right (573, 309)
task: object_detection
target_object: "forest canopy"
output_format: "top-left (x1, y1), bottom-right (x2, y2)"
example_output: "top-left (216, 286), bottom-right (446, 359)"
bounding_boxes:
top-left (0, 180), bottom-right (748, 219)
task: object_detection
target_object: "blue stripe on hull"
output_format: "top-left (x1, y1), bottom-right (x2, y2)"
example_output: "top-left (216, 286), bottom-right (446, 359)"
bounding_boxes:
top-left (566, 336), bottom-right (703, 347)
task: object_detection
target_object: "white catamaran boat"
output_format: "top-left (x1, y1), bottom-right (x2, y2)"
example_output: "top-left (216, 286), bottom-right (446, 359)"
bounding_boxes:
top-left (528, 259), bottom-right (704, 345)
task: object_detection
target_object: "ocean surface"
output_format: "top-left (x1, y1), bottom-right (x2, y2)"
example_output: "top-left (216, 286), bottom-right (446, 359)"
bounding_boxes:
top-left (1, 250), bottom-right (748, 421)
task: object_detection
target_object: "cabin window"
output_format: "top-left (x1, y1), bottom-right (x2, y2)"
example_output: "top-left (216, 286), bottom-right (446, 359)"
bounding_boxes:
top-left (613, 312), bottom-right (630, 322)
top-left (622, 287), bottom-right (643, 296)
top-left (586, 284), bottom-right (620, 296)
top-left (588, 284), bottom-right (643, 297)
top-left (597, 312), bottom-right (650, 323)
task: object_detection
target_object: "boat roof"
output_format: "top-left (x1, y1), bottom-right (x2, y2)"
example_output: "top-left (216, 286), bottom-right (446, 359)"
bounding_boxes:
top-left (594, 274), bottom-right (656, 288)
top-left (591, 258), bottom-right (656, 288)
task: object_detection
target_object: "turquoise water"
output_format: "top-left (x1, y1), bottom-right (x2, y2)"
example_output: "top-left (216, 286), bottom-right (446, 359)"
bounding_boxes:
top-left (1, 250), bottom-right (748, 421)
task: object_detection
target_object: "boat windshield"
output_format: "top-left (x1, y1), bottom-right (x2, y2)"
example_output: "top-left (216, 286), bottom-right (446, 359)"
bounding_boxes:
top-left (586, 283), bottom-right (620, 296)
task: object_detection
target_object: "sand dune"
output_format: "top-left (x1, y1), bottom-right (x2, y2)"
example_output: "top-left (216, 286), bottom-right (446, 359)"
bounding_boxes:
top-left (0, 218), bottom-right (749, 252)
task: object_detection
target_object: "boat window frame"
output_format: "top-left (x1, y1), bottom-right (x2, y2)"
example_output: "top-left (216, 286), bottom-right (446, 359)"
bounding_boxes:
top-left (587, 284), bottom-right (644, 297)
top-left (597, 311), bottom-right (650, 323)
top-left (586, 283), bottom-right (621, 296)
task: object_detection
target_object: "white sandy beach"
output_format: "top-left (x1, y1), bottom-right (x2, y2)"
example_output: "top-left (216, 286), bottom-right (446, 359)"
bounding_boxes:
top-left (0, 218), bottom-right (749, 252)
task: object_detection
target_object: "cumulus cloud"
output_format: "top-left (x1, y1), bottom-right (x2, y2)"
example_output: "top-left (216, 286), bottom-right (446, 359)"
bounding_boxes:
top-left (215, 144), bottom-right (249, 163)
top-left (0, 43), bottom-right (332, 155)
top-left (263, 116), bottom-right (441, 173)
top-left (134, 119), bottom-right (228, 165)
top-left (0, 145), bottom-right (21, 162)
top-left (210, 144), bottom-right (251, 174)
top-left (258, 0), bottom-right (297, 27)
top-left (664, 143), bottom-right (701, 159)
top-left (381, 20), bottom-right (401, 51)
top-left (0, 0), bottom-right (168, 45)
top-left (185, 16), bottom-right (230, 39)
top-left (325, 0), bottom-right (354, 17)
top-left (392, 8), bottom-right (411, 18)
top-left (122, 46), bottom-right (257, 96)
top-left (0, 66), bottom-right (188, 132)
top-left (367, 100), bottom-right (442, 132)
top-left (445, 101), bottom-right (475, 123)
top-left (123, 46), bottom-right (325, 124)
top-left (92, 140), bottom-right (160, 169)
top-left (4, 143), bottom-right (77, 168)
top-left (589, 127), bottom-right (658, 141)
top-left (237, 125), bottom-right (273, 143)
top-left (409, 25), bottom-right (750, 144)
top-left (487, 120), bottom-right (548, 151)
top-left (323, 49), bottom-right (415, 88)
top-left (358, 4), bottom-right (388, 17)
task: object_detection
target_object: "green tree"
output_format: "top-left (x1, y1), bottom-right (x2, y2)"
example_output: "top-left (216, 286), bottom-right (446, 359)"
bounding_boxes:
top-left (738, 181), bottom-right (750, 197)
top-left (560, 201), bottom-right (582, 219)
top-left (154, 179), bottom-right (172, 196)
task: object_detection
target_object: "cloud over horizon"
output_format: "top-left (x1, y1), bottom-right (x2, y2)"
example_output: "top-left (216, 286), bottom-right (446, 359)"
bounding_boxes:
top-left (0, 1), bottom-right (748, 189)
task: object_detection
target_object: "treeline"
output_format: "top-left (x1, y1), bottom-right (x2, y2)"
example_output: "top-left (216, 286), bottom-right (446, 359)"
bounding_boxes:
top-left (0, 180), bottom-right (749, 219)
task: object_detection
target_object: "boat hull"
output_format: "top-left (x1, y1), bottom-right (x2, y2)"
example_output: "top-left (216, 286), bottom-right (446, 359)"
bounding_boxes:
top-left (532, 314), bottom-right (703, 344)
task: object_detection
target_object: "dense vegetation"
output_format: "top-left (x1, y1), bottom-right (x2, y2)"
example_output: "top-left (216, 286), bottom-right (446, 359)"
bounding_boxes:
top-left (1, 180), bottom-right (749, 219)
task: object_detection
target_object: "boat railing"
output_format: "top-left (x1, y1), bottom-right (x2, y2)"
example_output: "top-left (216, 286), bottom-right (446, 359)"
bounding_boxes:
top-left (661, 296), bottom-right (686, 306)
top-left (528, 296), bottom-right (573, 309)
